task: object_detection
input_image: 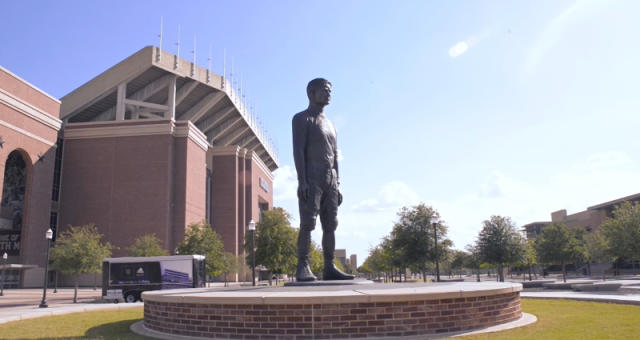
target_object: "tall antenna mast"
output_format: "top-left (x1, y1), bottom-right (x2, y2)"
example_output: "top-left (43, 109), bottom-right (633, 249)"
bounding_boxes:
top-left (207, 44), bottom-right (212, 83)
top-left (222, 48), bottom-right (227, 89)
top-left (156, 16), bottom-right (163, 61)
top-left (239, 72), bottom-right (243, 106)
top-left (230, 57), bottom-right (234, 99)
top-left (191, 33), bottom-right (196, 76)
top-left (174, 24), bottom-right (181, 69)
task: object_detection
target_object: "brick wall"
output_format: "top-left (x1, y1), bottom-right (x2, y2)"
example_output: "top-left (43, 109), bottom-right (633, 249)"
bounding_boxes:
top-left (144, 292), bottom-right (521, 339)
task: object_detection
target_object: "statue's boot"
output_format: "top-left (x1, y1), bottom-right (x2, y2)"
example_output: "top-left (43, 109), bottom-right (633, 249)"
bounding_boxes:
top-left (322, 232), bottom-right (355, 280)
top-left (295, 228), bottom-right (317, 282)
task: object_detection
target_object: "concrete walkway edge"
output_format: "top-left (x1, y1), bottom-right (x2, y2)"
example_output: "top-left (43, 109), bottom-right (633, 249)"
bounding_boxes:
top-left (0, 302), bottom-right (142, 325)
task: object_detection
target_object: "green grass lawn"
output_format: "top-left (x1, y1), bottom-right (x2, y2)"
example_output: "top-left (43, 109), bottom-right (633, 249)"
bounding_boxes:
top-left (0, 299), bottom-right (639, 339)
top-left (463, 299), bottom-right (640, 340)
top-left (0, 308), bottom-right (146, 340)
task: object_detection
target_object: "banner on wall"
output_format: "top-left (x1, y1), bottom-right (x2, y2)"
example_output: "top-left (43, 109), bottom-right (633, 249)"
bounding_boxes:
top-left (0, 230), bottom-right (20, 256)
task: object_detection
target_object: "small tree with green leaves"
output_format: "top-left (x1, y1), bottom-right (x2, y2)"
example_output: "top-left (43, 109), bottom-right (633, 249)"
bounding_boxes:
top-left (361, 244), bottom-right (392, 281)
top-left (127, 234), bottom-right (168, 257)
top-left (476, 215), bottom-right (525, 282)
top-left (464, 244), bottom-right (482, 282)
top-left (583, 231), bottom-right (611, 280)
top-left (449, 250), bottom-right (468, 278)
top-left (221, 252), bottom-right (242, 286)
top-left (600, 202), bottom-right (640, 274)
top-left (50, 224), bottom-right (112, 303)
top-left (246, 208), bottom-right (297, 285)
top-left (308, 241), bottom-right (324, 277)
top-left (177, 221), bottom-right (225, 279)
top-left (534, 223), bottom-right (582, 282)
top-left (523, 238), bottom-right (538, 281)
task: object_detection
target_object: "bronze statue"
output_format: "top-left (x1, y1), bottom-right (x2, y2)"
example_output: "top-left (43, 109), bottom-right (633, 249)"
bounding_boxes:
top-left (292, 78), bottom-right (354, 281)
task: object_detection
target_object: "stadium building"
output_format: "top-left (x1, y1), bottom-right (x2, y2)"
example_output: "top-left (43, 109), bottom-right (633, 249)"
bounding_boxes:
top-left (0, 46), bottom-right (277, 287)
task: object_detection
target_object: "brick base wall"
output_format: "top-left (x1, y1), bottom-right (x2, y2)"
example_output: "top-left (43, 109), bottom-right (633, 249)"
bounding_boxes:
top-left (144, 292), bottom-right (521, 339)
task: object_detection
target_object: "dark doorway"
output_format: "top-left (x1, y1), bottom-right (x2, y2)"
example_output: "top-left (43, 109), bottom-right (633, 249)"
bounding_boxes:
top-left (1, 150), bottom-right (27, 231)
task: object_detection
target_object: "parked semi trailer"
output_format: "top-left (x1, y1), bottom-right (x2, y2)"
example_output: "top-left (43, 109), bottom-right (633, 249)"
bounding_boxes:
top-left (102, 255), bottom-right (206, 303)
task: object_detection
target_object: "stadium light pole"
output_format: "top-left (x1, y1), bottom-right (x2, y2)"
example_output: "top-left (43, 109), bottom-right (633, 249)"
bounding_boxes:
top-left (1, 252), bottom-right (7, 296)
top-left (39, 229), bottom-right (53, 308)
top-left (248, 220), bottom-right (256, 286)
top-left (430, 216), bottom-right (440, 282)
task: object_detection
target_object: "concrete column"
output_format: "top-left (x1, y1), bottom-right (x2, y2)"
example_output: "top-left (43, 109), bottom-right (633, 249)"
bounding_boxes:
top-left (115, 83), bottom-right (127, 120)
top-left (165, 76), bottom-right (176, 119)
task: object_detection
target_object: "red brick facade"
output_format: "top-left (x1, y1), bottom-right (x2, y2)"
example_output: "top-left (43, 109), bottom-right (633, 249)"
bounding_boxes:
top-left (144, 292), bottom-right (521, 339)
top-left (0, 67), bottom-right (61, 287)
top-left (58, 121), bottom-right (272, 275)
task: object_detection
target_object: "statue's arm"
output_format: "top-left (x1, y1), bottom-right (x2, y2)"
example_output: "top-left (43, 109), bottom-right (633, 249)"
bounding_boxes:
top-left (292, 114), bottom-right (308, 186)
top-left (333, 132), bottom-right (339, 186)
top-left (333, 130), bottom-right (342, 206)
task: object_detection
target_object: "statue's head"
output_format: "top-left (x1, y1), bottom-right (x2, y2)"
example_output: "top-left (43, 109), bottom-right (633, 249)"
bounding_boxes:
top-left (307, 78), bottom-right (332, 106)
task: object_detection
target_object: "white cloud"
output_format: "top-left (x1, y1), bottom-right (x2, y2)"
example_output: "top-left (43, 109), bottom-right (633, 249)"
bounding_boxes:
top-left (351, 180), bottom-right (420, 212)
top-left (273, 165), bottom-right (297, 202)
top-left (448, 41), bottom-right (469, 58)
top-left (587, 151), bottom-right (632, 168)
top-left (337, 149), bottom-right (344, 161)
top-left (379, 181), bottom-right (421, 207)
top-left (480, 171), bottom-right (533, 199)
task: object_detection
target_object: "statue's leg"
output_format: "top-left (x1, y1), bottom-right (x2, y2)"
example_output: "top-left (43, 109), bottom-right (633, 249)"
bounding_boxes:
top-left (295, 226), bottom-right (317, 281)
top-left (320, 185), bottom-right (355, 281)
top-left (295, 183), bottom-right (320, 282)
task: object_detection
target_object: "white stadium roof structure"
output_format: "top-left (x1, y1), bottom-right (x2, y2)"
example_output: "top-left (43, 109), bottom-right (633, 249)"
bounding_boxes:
top-left (60, 46), bottom-right (278, 170)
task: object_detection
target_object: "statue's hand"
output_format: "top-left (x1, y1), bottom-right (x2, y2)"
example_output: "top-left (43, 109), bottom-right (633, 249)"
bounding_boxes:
top-left (337, 189), bottom-right (343, 207)
top-left (297, 182), bottom-right (309, 202)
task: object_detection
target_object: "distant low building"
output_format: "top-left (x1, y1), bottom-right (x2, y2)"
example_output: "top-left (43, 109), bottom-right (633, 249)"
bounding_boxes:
top-left (522, 221), bottom-right (550, 239)
top-left (334, 249), bottom-right (347, 266)
top-left (349, 254), bottom-right (357, 270)
top-left (524, 192), bottom-right (640, 239)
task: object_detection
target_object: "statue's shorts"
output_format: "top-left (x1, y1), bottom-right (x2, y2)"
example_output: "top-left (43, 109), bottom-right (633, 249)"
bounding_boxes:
top-left (299, 168), bottom-right (339, 231)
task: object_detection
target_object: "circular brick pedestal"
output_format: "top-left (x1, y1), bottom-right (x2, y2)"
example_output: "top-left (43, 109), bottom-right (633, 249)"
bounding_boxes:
top-left (142, 282), bottom-right (522, 339)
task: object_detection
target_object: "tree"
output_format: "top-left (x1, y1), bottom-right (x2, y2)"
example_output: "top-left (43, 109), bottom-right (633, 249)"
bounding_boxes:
top-left (449, 250), bottom-right (468, 278)
top-left (600, 202), bottom-right (640, 274)
top-left (247, 208), bottom-right (297, 285)
top-left (176, 221), bottom-right (225, 278)
top-left (308, 241), bottom-right (324, 277)
top-left (127, 234), bottom-right (168, 257)
top-left (476, 215), bottom-right (525, 282)
top-left (464, 244), bottom-right (482, 282)
top-left (534, 223), bottom-right (582, 282)
top-left (583, 231), bottom-right (610, 280)
top-left (50, 224), bottom-right (112, 303)
top-left (389, 204), bottom-right (452, 282)
top-left (523, 238), bottom-right (538, 281)
top-left (221, 252), bottom-right (242, 286)
top-left (361, 244), bottom-right (392, 281)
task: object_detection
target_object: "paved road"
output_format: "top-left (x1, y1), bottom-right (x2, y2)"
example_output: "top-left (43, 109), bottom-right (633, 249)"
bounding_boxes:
top-left (0, 288), bottom-right (102, 311)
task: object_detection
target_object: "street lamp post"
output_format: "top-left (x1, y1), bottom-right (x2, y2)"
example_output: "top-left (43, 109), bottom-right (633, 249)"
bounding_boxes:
top-left (39, 228), bottom-right (53, 308)
top-left (430, 216), bottom-right (440, 282)
top-left (248, 220), bottom-right (256, 286)
top-left (1, 252), bottom-right (7, 296)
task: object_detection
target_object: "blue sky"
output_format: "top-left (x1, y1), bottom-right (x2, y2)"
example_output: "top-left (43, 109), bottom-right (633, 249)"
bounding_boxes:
top-left (2, 1), bottom-right (640, 264)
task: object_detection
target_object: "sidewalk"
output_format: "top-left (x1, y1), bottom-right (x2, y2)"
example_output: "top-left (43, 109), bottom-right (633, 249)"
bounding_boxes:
top-left (521, 291), bottom-right (640, 305)
top-left (0, 301), bottom-right (142, 324)
top-left (0, 283), bottom-right (250, 325)
top-left (0, 288), bottom-right (142, 325)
